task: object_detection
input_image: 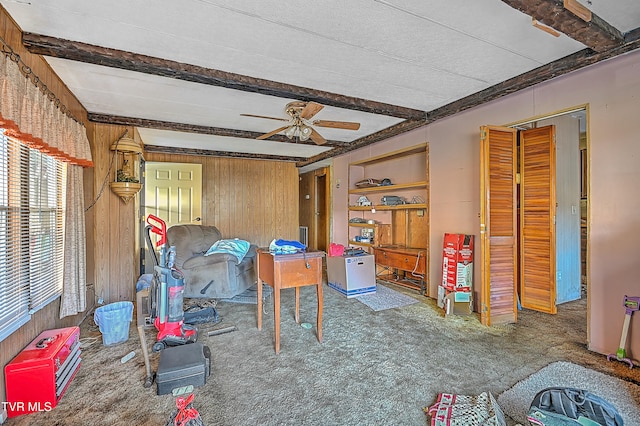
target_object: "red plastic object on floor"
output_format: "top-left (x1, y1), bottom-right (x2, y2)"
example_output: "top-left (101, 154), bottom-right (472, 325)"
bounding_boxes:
top-left (4, 326), bottom-right (82, 418)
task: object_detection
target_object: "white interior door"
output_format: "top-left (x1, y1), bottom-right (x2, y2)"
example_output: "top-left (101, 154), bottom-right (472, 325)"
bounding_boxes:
top-left (142, 162), bottom-right (202, 272)
top-left (144, 162), bottom-right (202, 226)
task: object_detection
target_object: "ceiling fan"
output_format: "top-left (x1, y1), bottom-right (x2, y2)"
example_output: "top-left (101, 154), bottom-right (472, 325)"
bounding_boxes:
top-left (241, 101), bottom-right (360, 145)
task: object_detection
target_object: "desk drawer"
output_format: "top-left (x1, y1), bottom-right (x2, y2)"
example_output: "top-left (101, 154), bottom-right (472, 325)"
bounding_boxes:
top-left (278, 257), bottom-right (322, 287)
top-left (375, 249), bottom-right (425, 274)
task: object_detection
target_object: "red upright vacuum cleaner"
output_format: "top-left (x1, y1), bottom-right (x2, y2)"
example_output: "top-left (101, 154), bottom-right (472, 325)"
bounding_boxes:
top-left (145, 215), bottom-right (198, 352)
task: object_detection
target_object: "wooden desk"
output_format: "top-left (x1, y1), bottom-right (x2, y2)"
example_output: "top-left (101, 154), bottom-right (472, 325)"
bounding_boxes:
top-left (373, 246), bottom-right (427, 295)
top-left (256, 249), bottom-right (325, 354)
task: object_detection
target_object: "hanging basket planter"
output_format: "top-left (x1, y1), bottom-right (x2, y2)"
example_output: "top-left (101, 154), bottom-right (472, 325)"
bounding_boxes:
top-left (109, 135), bottom-right (143, 204)
top-left (110, 181), bottom-right (142, 204)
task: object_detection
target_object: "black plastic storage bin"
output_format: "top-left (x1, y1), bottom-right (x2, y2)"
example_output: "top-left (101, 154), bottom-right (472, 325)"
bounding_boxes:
top-left (156, 342), bottom-right (211, 396)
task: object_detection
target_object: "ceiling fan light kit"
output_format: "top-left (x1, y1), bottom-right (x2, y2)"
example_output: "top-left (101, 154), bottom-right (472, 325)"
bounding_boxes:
top-left (285, 125), bottom-right (297, 139)
top-left (298, 124), bottom-right (313, 141)
top-left (242, 101), bottom-right (361, 145)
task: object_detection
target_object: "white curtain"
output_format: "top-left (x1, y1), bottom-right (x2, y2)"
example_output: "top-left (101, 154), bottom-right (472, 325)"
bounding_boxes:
top-left (60, 165), bottom-right (87, 318)
top-left (1, 45), bottom-right (93, 318)
top-left (0, 48), bottom-right (93, 167)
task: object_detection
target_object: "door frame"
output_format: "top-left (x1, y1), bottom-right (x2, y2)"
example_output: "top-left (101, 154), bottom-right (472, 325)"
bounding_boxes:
top-left (139, 161), bottom-right (203, 274)
top-left (299, 166), bottom-right (331, 251)
top-left (314, 168), bottom-right (330, 251)
top-left (491, 104), bottom-right (589, 324)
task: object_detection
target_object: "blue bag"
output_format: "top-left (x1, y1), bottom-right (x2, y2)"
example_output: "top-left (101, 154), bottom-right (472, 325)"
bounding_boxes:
top-left (269, 238), bottom-right (306, 254)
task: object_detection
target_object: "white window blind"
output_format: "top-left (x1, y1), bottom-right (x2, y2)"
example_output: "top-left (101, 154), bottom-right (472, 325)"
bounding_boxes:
top-left (0, 130), bottom-right (66, 342)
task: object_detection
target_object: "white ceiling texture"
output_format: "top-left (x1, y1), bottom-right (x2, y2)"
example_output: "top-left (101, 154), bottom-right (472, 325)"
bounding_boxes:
top-left (1, 0), bottom-right (639, 171)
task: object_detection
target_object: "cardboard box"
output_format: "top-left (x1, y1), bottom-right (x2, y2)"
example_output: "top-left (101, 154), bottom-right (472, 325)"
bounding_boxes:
top-left (441, 233), bottom-right (474, 292)
top-left (327, 254), bottom-right (376, 297)
top-left (444, 291), bottom-right (473, 316)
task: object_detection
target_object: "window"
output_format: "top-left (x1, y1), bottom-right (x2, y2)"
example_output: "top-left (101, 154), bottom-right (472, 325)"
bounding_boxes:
top-left (0, 130), bottom-right (67, 342)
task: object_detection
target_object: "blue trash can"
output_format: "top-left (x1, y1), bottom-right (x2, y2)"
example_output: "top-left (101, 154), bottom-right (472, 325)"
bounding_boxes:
top-left (94, 301), bottom-right (134, 346)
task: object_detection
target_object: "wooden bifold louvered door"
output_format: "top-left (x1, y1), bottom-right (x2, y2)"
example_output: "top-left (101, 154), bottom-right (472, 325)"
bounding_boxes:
top-left (480, 126), bottom-right (518, 326)
top-left (519, 126), bottom-right (557, 314)
top-left (480, 125), bottom-right (557, 326)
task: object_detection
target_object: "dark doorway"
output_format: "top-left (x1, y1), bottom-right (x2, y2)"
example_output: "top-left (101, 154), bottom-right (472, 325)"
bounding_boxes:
top-left (299, 167), bottom-right (330, 251)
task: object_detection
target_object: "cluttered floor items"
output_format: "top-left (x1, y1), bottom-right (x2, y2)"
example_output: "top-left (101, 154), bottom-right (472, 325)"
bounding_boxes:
top-left (497, 361), bottom-right (635, 425)
top-left (7, 217), bottom-right (637, 425)
top-left (425, 380), bottom-right (627, 426)
top-left (130, 213), bottom-right (238, 417)
top-left (7, 279), bottom-right (640, 425)
top-left (425, 392), bottom-right (506, 426)
top-left (164, 393), bottom-right (205, 426)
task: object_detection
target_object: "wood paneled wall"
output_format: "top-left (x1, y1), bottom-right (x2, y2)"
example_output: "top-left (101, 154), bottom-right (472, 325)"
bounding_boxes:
top-left (0, 6), bottom-right (94, 403)
top-left (86, 123), bottom-right (140, 305)
top-left (145, 153), bottom-right (300, 247)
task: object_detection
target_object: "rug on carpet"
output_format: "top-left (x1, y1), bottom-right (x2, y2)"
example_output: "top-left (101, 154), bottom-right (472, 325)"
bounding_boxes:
top-left (355, 283), bottom-right (419, 311)
top-left (220, 283), bottom-right (273, 304)
top-left (497, 361), bottom-right (640, 426)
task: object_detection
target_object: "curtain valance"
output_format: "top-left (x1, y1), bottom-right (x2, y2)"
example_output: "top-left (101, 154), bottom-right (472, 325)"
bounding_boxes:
top-left (0, 47), bottom-right (93, 167)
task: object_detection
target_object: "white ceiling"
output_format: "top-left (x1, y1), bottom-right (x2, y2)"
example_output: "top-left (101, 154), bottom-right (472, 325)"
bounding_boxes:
top-left (1, 0), bottom-right (639, 170)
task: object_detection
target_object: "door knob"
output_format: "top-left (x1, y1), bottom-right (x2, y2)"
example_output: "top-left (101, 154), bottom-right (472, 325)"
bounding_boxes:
top-left (194, 217), bottom-right (201, 222)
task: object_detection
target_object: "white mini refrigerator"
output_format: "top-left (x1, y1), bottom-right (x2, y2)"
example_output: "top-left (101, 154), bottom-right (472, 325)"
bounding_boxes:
top-left (327, 254), bottom-right (376, 298)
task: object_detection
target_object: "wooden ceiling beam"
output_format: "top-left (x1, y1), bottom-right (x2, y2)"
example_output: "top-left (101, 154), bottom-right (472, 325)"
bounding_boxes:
top-left (296, 118), bottom-right (427, 167)
top-left (144, 144), bottom-right (306, 162)
top-left (501, 0), bottom-right (623, 52)
top-left (22, 32), bottom-right (426, 120)
top-left (87, 113), bottom-right (350, 148)
top-left (427, 37), bottom-right (640, 124)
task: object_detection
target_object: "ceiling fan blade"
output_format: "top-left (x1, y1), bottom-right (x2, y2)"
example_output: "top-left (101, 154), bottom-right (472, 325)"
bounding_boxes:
top-left (240, 113), bottom-right (289, 122)
top-left (309, 128), bottom-right (327, 145)
top-left (257, 126), bottom-right (291, 140)
top-left (300, 102), bottom-right (324, 120)
top-left (312, 120), bottom-right (361, 130)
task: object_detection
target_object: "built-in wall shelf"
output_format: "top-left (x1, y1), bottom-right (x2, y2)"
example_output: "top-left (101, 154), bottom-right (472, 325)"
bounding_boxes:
top-left (347, 142), bottom-right (430, 297)
top-left (349, 181), bottom-right (428, 195)
top-left (348, 204), bottom-right (427, 211)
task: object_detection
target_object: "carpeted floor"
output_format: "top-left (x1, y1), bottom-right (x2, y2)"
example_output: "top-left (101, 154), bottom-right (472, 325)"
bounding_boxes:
top-left (6, 282), bottom-right (640, 426)
top-left (219, 283), bottom-right (273, 304)
top-left (497, 361), bottom-right (640, 425)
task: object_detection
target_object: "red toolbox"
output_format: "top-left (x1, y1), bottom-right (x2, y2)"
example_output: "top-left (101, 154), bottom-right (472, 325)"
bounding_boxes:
top-left (4, 326), bottom-right (82, 418)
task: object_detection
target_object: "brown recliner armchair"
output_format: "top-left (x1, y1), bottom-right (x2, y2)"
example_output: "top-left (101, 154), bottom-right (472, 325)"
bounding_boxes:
top-left (166, 224), bottom-right (257, 299)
